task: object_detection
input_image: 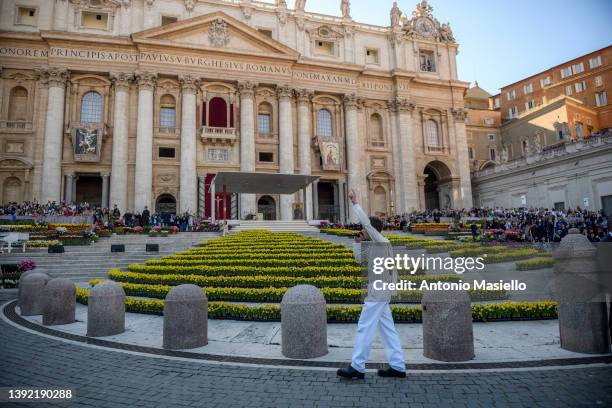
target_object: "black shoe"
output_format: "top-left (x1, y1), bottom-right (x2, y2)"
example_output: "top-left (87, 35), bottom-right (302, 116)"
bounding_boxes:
top-left (377, 367), bottom-right (406, 378)
top-left (337, 365), bottom-right (365, 379)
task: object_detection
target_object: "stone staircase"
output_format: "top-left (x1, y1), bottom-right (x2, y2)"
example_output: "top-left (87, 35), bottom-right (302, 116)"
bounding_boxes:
top-left (0, 232), bottom-right (219, 283)
top-left (230, 220), bottom-right (320, 233)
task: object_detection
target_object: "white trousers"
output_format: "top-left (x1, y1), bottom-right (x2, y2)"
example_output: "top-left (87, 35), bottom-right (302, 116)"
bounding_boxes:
top-left (350, 301), bottom-right (406, 373)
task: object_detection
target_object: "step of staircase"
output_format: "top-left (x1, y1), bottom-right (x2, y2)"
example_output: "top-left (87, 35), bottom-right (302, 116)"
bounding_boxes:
top-left (0, 232), bottom-right (220, 282)
top-left (230, 221), bottom-right (320, 233)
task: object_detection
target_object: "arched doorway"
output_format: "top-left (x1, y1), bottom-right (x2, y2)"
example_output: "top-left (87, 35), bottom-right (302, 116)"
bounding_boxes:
top-left (423, 161), bottom-right (452, 210)
top-left (156, 194), bottom-right (177, 215)
top-left (373, 186), bottom-right (387, 216)
top-left (257, 195), bottom-right (276, 220)
top-left (75, 175), bottom-right (102, 205)
top-left (2, 177), bottom-right (22, 204)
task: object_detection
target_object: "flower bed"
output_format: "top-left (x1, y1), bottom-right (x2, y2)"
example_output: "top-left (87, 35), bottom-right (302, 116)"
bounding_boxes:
top-left (412, 223), bottom-right (450, 233)
top-left (84, 230), bottom-right (556, 321)
top-left (76, 286), bottom-right (556, 323)
top-left (319, 228), bottom-right (360, 237)
top-left (90, 279), bottom-right (507, 304)
top-left (26, 240), bottom-right (61, 248)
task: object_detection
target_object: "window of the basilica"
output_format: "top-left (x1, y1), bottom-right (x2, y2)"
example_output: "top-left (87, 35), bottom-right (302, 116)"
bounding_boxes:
top-left (258, 152), bottom-right (274, 163)
top-left (158, 147), bottom-right (176, 159)
top-left (369, 113), bottom-right (384, 147)
top-left (159, 94), bottom-right (176, 130)
top-left (316, 109), bottom-right (333, 137)
top-left (258, 114), bottom-right (271, 134)
top-left (81, 11), bottom-right (109, 30)
top-left (419, 51), bottom-right (436, 72)
top-left (425, 119), bottom-right (440, 146)
top-left (8, 86), bottom-right (28, 122)
top-left (16, 7), bottom-right (37, 26)
top-left (80, 91), bottom-right (103, 124)
top-left (315, 40), bottom-right (335, 56)
top-left (365, 48), bottom-right (379, 65)
top-left (161, 16), bottom-right (178, 26)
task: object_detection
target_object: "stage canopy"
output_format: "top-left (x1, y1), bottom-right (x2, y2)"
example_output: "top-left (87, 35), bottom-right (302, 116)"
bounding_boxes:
top-left (212, 172), bottom-right (319, 194)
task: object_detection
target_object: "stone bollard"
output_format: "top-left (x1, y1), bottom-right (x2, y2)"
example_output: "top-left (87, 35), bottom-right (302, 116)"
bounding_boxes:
top-left (163, 284), bottom-right (207, 349)
top-left (554, 229), bottom-right (610, 353)
top-left (281, 285), bottom-right (328, 359)
top-left (421, 290), bottom-right (474, 362)
top-left (19, 272), bottom-right (50, 316)
top-left (87, 282), bottom-right (126, 337)
top-left (18, 270), bottom-right (42, 308)
top-left (43, 278), bottom-right (76, 326)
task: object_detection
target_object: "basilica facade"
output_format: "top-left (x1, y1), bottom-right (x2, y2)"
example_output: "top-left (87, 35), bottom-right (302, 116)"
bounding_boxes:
top-left (0, 0), bottom-right (472, 222)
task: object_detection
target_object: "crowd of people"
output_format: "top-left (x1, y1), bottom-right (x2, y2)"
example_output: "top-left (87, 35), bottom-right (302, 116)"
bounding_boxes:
top-left (382, 207), bottom-right (610, 243)
top-left (2, 200), bottom-right (611, 241)
top-left (0, 201), bottom-right (199, 232)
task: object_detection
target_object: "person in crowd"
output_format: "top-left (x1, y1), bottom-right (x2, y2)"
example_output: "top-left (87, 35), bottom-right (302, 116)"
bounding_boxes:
top-left (141, 206), bottom-right (150, 227)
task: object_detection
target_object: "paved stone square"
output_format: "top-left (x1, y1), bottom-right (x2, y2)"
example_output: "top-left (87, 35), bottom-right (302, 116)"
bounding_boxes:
top-left (1, 291), bottom-right (611, 408)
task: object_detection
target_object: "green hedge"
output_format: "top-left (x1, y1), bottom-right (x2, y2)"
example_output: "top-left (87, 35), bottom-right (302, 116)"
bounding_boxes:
top-left (76, 287), bottom-right (556, 322)
top-left (109, 269), bottom-right (463, 289)
top-left (515, 256), bottom-right (555, 270)
top-left (144, 258), bottom-right (357, 268)
top-left (483, 248), bottom-right (543, 263)
top-left (125, 264), bottom-right (362, 277)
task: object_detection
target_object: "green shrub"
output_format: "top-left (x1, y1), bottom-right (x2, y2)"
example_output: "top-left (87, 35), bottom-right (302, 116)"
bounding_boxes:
top-left (516, 256), bottom-right (555, 270)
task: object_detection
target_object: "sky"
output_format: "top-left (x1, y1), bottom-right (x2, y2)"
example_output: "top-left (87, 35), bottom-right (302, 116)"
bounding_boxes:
top-left (283, 0), bottom-right (612, 94)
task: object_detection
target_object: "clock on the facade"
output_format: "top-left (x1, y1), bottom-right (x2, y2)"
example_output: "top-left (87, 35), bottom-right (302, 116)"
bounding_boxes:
top-left (415, 17), bottom-right (435, 38)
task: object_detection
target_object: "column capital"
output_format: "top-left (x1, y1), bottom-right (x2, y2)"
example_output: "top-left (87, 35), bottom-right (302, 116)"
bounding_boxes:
top-left (237, 81), bottom-right (257, 98)
top-left (179, 74), bottom-right (200, 94)
top-left (276, 84), bottom-right (294, 100)
top-left (388, 98), bottom-right (415, 113)
top-left (37, 67), bottom-right (69, 88)
top-left (110, 72), bottom-right (134, 91)
top-left (450, 107), bottom-right (467, 121)
top-left (295, 88), bottom-right (314, 104)
top-left (100, 172), bottom-right (111, 178)
top-left (343, 93), bottom-right (360, 109)
top-left (135, 71), bottom-right (157, 90)
top-left (64, 172), bottom-right (75, 178)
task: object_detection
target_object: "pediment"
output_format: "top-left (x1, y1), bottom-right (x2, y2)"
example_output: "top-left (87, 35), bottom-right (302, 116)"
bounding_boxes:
top-left (132, 12), bottom-right (298, 60)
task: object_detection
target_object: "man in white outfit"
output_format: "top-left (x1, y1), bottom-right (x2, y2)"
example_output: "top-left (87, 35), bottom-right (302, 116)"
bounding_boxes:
top-left (337, 190), bottom-right (406, 379)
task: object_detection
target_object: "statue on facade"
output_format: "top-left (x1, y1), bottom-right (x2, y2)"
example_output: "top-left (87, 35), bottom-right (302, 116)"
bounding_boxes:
top-left (500, 144), bottom-right (509, 163)
top-left (341, 0), bottom-right (351, 19)
top-left (390, 2), bottom-right (402, 28)
top-left (276, 0), bottom-right (287, 7)
top-left (530, 134), bottom-right (542, 154)
top-left (295, 0), bottom-right (306, 12)
top-left (439, 22), bottom-right (455, 42)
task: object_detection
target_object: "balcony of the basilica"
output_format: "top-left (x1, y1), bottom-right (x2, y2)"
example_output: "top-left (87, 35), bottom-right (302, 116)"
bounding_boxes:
top-left (200, 126), bottom-right (238, 145)
top-left (0, 120), bottom-right (34, 133)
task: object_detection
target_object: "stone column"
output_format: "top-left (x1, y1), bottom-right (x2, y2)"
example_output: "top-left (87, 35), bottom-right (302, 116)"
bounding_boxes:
top-left (238, 81), bottom-right (257, 218)
top-left (64, 173), bottom-right (74, 203)
top-left (337, 180), bottom-right (346, 224)
top-left (312, 179), bottom-right (319, 219)
top-left (343, 94), bottom-right (362, 223)
top-left (40, 67), bottom-right (69, 203)
top-left (179, 75), bottom-right (199, 214)
top-left (109, 72), bottom-right (132, 213)
top-left (452, 109), bottom-right (474, 209)
top-left (238, 81), bottom-right (256, 219)
top-left (388, 101), bottom-right (404, 214)
top-left (210, 181), bottom-right (216, 222)
top-left (197, 174), bottom-right (206, 216)
top-left (101, 172), bottom-right (110, 208)
top-left (277, 85), bottom-right (295, 221)
top-left (296, 89), bottom-right (313, 220)
top-left (332, 182), bottom-right (339, 223)
top-left (396, 99), bottom-right (418, 212)
top-left (134, 72), bottom-right (157, 212)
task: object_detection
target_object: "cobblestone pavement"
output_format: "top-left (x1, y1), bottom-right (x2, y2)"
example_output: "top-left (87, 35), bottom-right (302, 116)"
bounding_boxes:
top-left (1, 292), bottom-right (612, 408)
